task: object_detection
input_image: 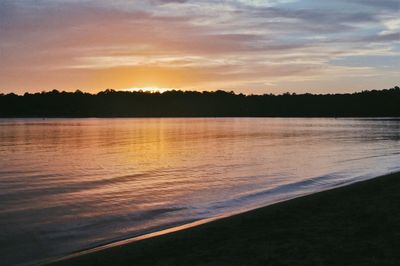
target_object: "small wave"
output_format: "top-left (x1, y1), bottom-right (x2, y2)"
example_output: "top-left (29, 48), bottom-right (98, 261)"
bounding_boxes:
top-left (41, 206), bottom-right (188, 238)
top-left (0, 172), bottom-right (153, 200)
top-left (208, 173), bottom-right (354, 211)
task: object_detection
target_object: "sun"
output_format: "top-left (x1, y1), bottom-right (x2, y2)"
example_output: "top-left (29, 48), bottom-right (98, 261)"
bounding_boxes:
top-left (124, 87), bottom-right (174, 93)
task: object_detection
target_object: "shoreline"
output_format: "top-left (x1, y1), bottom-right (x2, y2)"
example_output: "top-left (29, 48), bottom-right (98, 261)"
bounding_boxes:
top-left (47, 171), bottom-right (400, 266)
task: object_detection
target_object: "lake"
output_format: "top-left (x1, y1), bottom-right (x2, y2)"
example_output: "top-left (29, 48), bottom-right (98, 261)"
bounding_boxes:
top-left (1, 118), bottom-right (399, 266)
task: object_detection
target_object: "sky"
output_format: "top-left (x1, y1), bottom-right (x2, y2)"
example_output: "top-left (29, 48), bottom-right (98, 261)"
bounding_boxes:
top-left (0, 0), bottom-right (399, 94)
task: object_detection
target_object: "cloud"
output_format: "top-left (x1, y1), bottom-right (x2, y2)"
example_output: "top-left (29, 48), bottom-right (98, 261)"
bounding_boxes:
top-left (0, 0), bottom-right (399, 94)
top-left (347, 0), bottom-right (400, 10)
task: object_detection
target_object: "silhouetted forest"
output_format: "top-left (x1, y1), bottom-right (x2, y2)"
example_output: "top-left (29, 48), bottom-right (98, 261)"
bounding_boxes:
top-left (0, 86), bottom-right (399, 117)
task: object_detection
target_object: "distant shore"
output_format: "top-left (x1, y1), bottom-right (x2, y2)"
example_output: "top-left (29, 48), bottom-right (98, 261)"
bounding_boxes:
top-left (2, 87), bottom-right (400, 117)
top-left (48, 171), bottom-right (400, 266)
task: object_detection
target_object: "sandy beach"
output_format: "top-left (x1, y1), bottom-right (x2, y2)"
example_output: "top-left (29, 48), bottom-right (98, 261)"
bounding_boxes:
top-left (48, 171), bottom-right (400, 266)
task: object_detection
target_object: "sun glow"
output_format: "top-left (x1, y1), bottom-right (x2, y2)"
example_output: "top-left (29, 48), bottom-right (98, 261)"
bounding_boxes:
top-left (124, 87), bottom-right (175, 93)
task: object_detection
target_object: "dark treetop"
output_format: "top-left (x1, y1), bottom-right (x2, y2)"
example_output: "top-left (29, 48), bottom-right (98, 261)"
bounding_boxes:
top-left (1, 86), bottom-right (399, 117)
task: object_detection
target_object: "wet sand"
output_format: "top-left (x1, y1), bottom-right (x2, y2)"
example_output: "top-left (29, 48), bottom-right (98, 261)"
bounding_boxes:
top-left (48, 172), bottom-right (400, 266)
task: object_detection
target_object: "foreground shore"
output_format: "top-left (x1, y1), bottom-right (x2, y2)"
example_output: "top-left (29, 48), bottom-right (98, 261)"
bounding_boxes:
top-left (49, 172), bottom-right (400, 266)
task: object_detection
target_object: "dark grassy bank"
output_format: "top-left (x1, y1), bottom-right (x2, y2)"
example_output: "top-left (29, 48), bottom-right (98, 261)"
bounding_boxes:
top-left (2, 86), bottom-right (400, 117)
top-left (49, 172), bottom-right (400, 266)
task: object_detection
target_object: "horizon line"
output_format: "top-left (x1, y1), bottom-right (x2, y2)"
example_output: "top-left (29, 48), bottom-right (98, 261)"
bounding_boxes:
top-left (1, 85), bottom-right (399, 97)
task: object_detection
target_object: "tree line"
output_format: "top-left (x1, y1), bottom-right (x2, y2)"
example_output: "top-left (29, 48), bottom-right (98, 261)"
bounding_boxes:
top-left (0, 86), bottom-right (399, 117)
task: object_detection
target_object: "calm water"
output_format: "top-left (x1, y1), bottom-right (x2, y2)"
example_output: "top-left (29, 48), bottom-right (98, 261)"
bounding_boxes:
top-left (1, 118), bottom-right (400, 266)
